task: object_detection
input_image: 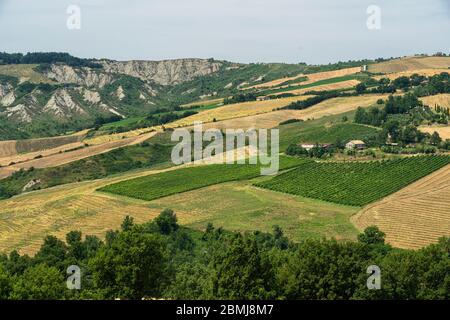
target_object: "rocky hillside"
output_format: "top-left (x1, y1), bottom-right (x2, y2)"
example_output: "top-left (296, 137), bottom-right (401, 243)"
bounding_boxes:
top-left (0, 56), bottom-right (231, 138)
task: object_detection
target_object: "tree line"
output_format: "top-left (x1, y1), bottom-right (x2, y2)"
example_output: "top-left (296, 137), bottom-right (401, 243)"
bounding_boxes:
top-left (0, 210), bottom-right (448, 300)
top-left (0, 52), bottom-right (102, 68)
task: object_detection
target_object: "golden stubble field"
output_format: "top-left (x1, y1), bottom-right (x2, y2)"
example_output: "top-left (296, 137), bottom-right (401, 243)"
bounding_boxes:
top-left (0, 164), bottom-right (359, 256)
top-left (419, 125), bottom-right (450, 140)
top-left (200, 94), bottom-right (390, 130)
top-left (267, 80), bottom-right (360, 97)
top-left (167, 95), bottom-right (314, 127)
top-left (373, 69), bottom-right (450, 81)
top-left (420, 93), bottom-right (450, 109)
top-left (0, 131), bottom-right (158, 179)
top-left (244, 66), bottom-right (362, 90)
top-left (368, 56), bottom-right (450, 74)
top-left (351, 164), bottom-right (450, 249)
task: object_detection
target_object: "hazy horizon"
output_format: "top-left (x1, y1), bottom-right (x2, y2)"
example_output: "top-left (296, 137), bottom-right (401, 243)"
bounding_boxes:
top-left (0, 0), bottom-right (449, 64)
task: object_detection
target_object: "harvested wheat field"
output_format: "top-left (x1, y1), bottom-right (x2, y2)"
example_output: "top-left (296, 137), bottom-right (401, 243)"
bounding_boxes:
top-left (0, 141), bottom-right (85, 167)
top-left (85, 127), bottom-right (159, 145)
top-left (201, 94), bottom-right (389, 130)
top-left (0, 173), bottom-right (161, 255)
top-left (15, 130), bottom-right (87, 153)
top-left (419, 125), bottom-right (450, 140)
top-left (0, 140), bottom-right (17, 158)
top-left (181, 97), bottom-right (224, 108)
top-left (373, 69), bottom-right (450, 81)
top-left (420, 93), bottom-right (450, 109)
top-left (369, 56), bottom-right (450, 74)
top-left (351, 164), bottom-right (450, 249)
top-left (244, 74), bottom-right (305, 90)
top-left (268, 80), bottom-right (360, 97)
top-left (167, 95), bottom-right (314, 127)
top-left (0, 129), bottom-right (87, 158)
top-left (246, 66), bottom-right (362, 90)
top-left (0, 131), bottom-right (158, 179)
top-left (0, 146), bottom-right (258, 255)
top-left (286, 67), bottom-right (362, 87)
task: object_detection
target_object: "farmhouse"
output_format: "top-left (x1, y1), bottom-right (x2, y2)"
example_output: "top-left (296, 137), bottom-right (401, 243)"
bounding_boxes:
top-left (346, 140), bottom-right (366, 150)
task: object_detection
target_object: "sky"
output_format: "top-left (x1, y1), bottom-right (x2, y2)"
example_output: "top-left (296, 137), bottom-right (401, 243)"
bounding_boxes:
top-left (0, 0), bottom-right (449, 64)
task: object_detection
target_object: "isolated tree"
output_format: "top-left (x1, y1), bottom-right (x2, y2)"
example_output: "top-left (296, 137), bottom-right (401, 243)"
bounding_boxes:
top-left (356, 83), bottom-right (367, 94)
top-left (155, 209), bottom-right (179, 235)
top-left (430, 131), bottom-right (442, 145)
top-left (121, 215), bottom-right (135, 231)
top-left (358, 226), bottom-right (386, 245)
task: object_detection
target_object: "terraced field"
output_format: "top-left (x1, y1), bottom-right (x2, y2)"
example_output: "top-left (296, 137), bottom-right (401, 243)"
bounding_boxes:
top-left (201, 94), bottom-right (389, 131)
top-left (0, 131), bottom-right (157, 179)
top-left (167, 95), bottom-right (314, 127)
top-left (368, 56), bottom-right (450, 73)
top-left (351, 164), bottom-right (450, 249)
top-left (266, 79), bottom-right (360, 97)
top-left (245, 66), bottom-right (362, 90)
top-left (181, 98), bottom-right (224, 108)
top-left (255, 156), bottom-right (450, 206)
top-left (0, 130), bottom-right (87, 158)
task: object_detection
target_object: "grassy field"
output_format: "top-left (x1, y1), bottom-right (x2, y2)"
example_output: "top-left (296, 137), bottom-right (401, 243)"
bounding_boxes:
top-left (148, 181), bottom-right (359, 242)
top-left (99, 156), bottom-right (307, 201)
top-left (256, 155), bottom-right (450, 206)
top-left (368, 56), bottom-right (450, 73)
top-left (0, 64), bottom-right (55, 83)
top-left (352, 164), bottom-right (450, 249)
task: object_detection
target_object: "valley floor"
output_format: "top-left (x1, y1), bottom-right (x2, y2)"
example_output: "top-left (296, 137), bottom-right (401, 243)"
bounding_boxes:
top-left (0, 164), bottom-right (358, 256)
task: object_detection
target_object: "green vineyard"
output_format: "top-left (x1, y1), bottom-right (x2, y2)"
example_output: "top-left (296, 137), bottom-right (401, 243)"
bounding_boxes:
top-left (99, 156), bottom-right (307, 201)
top-left (255, 155), bottom-right (450, 206)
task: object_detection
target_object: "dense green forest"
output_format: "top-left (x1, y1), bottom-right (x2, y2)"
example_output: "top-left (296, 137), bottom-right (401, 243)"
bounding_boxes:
top-left (0, 211), bottom-right (448, 300)
top-left (0, 52), bottom-right (102, 68)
